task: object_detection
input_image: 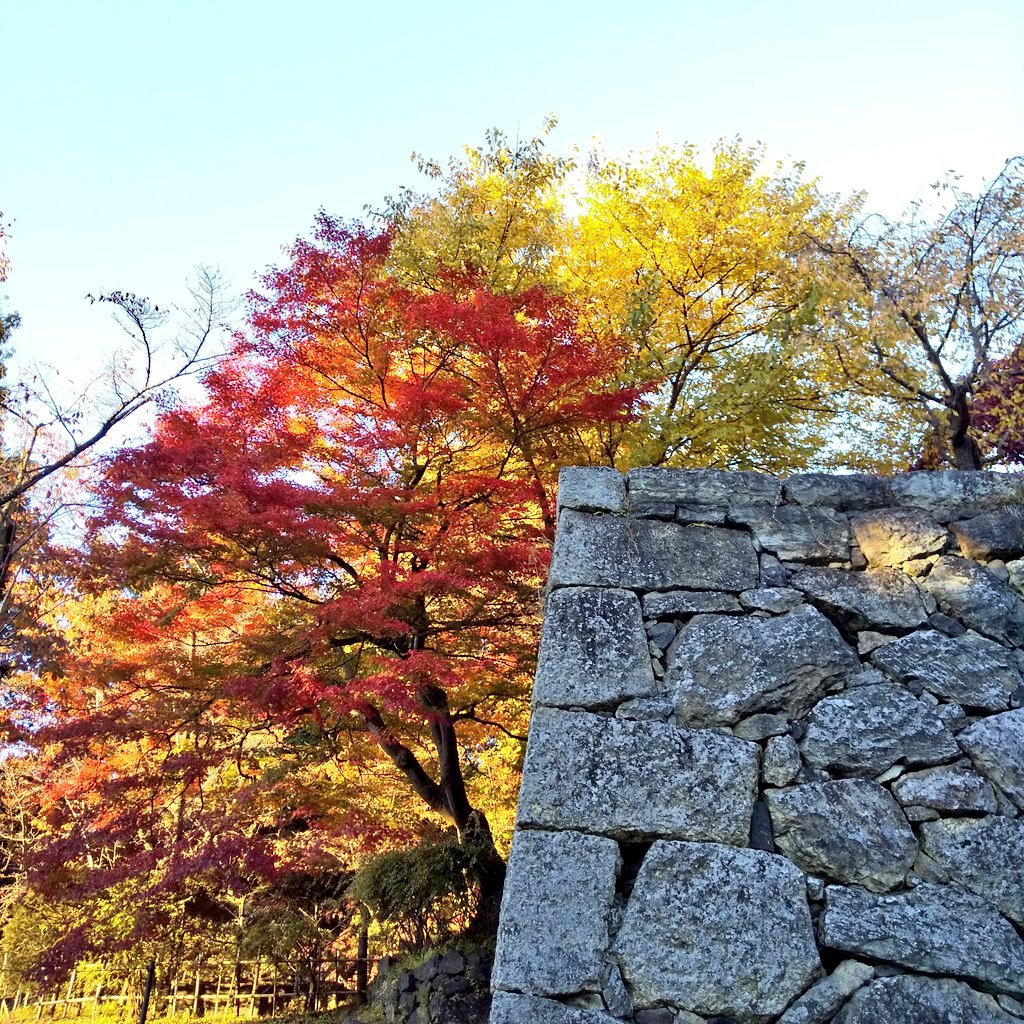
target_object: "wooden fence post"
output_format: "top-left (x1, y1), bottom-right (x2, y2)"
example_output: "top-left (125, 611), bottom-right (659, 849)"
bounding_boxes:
top-left (138, 961), bottom-right (155, 1024)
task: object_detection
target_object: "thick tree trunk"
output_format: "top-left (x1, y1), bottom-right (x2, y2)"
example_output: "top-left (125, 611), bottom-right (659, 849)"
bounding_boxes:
top-left (949, 387), bottom-right (983, 470)
top-left (362, 687), bottom-right (507, 934)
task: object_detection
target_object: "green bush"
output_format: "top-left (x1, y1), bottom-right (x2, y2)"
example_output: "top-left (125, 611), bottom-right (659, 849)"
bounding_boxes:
top-left (346, 840), bottom-right (475, 952)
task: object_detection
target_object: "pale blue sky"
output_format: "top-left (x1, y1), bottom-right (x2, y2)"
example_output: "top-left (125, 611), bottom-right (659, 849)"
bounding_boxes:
top-left (3, 0), bottom-right (1023, 395)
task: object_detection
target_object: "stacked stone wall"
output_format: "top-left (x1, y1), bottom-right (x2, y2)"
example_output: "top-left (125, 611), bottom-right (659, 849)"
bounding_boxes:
top-left (491, 469), bottom-right (1024, 1024)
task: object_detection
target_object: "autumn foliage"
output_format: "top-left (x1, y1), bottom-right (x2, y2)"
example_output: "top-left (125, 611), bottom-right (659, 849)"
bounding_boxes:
top-left (2, 132), bottom-right (1023, 985)
top-left (12, 217), bottom-right (637, 972)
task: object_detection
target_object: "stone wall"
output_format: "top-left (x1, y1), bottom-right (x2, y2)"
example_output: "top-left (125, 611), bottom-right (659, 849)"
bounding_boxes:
top-left (490, 469), bottom-right (1024, 1024)
top-left (371, 948), bottom-right (493, 1023)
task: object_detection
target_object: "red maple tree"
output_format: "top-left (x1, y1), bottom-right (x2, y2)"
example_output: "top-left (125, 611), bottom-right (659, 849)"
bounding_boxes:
top-left (20, 217), bottom-right (637, 964)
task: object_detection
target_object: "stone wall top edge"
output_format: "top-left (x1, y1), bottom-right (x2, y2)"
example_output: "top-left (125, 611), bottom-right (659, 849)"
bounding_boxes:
top-left (557, 465), bottom-right (1024, 520)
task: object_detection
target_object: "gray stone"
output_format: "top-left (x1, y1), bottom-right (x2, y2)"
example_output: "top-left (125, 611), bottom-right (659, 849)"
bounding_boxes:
top-left (856, 630), bottom-right (896, 654)
top-left (850, 506), bottom-right (948, 568)
top-left (763, 734), bottom-right (801, 786)
top-left (936, 702), bottom-right (968, 731)
top-left (845, 667), bottom-right (886, 688)
top-left (489, 992), bottom-right (619, 1023)
top-left (557, 466), bottom-right (626, 515)
top-left (800, 683), bottom-right (959, 775)
top-left (601, 965), bottom-right (631, 1018)
top-left (1008, 558), bottom-right (1024, 595)
top-left (923, 556), bottom-right (1024, 646)
top-left (989, 558), bottom-right (1013, 581)
top-left (645, 621), bottom-right (678, 649)
top-left (821, 882), bottom-right (1024, 997)
top-left (784, 473), bottom-right (892, 511)
top-left (615, 696), bottom-right (675, 721)
top-left (919, 816), bottom-right (1024, 926)
top-left (929, 610), bottom-right (968, 635)
top-left (492, 829), bottom-right (618, 997)
top-left (791, 566), bottom-right (930, 636)
top-left (889, 471), bottom-right (1024, 519)
top-left (739, 587), bottom-right (804, 613)
top-left (534, 588), bottom-right (658, 709)
top-left (665, 605), bottom-right (859, 727)
top-left (614, 841), bottom-right (821, 1023)
top-left (996, 995), bottom-right (1024, 1019)
top-left (766, 779), bottom-right (918, 891)
top-left (628, 467), bottom-right (781, 511)
top-left (517, 708), bottom-right (758, 844)
top-left (776, 960), bottom-right (874, 1024)
top-left (835, 975), bottom-right (1019, 1024)
top-left (959, 708), bottom-right (1024, 808)
top-left (759, 552), bottom-right (789, 587)
top-left (731, 503), bottom-right (850, 563)
top-left (892, 764), bottom-right (998, 814)
top-left (550, 511), bottom-right (760, 592)
top-left (641, 590), bottom-right (743, 617)
top-left (870, 629), bottom-right (1022, 711)
top-left (951, 507), bottom-right (1024, 561)
top-left (673, 502), bottom-right (728, 524)
top-left (632, 500), bottom-right (678, 519)
top-left (733, 713), bottom-right (790, 740)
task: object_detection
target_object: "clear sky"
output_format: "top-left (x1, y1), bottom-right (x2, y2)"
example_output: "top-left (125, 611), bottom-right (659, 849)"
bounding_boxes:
top-left (3, 0), bottom-right (1023, 396)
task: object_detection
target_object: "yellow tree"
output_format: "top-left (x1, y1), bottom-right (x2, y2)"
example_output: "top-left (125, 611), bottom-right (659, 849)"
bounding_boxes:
top-left (564, 140), bottom-right (877, 471)
top-left (383, 117), bottom-right (573, 296)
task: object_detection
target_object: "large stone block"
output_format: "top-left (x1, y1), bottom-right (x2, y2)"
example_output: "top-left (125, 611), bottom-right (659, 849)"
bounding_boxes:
top-left (800, 684), bottom-right (959, 776)
top-left (951, 507), bottom-right (1024, 561)
top-left (556, 466), bottom-right (626, 515)
top-left (870, 629), bottom-right (1023, 711)
top-left (889, 471), bottom-right (1024, 519)
top-left (614, 841), bottom-right (821, 1023)
top-left (923, 556), bottom-right (1024, 646)
top-left (549, 510), bottom-right (759, 591)
top-left (731, 503), bottom-right (850, 563)
top-left (821, 883), bottom-right (1024, 997)
top-left (849, 506), bottom-right (949, 567)
top-left (491, 829), bottom-right (618, 998)
top-left (665, 605), bottom-right (859, 727)
top-left (784, 473), bottom-right (892, 511)
top-left (791, 566), bottom-right (930, 636)
top-left (834, 976), bottom-right (1018, 1024)
top-left (892, 763), bottom-right (997, 815)
top-left (766, 779), bottom-right (918, 892)
top-left (627, 468), bottom-right (780, 511)
top-left (919, 817), bottom-right (1024, 926)
top-left (958, 708), bottom-right (1024, 809)
top-left (516, 707), bottom-right (757, 844)
top-left (533, 587), bottom-right (657, 709)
